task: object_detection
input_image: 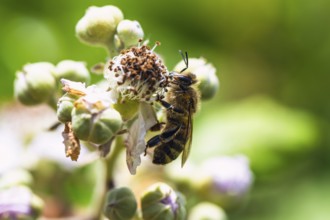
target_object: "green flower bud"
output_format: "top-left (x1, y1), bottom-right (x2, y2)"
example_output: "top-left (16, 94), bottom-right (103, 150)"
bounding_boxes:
top-left (141, 183), bottom-right (186, 220)
top-left (75, 5), bottom-right (124, 47)
top-left (57, 94), bottom-right (78, 123)
top-left (53, 60), bottom-right (90, 84)
top-left (174, 58), bottom-right (219, 100)
top-left (14, 62), bottom-right (56, 105)
top-left (116, 20), bottom-right (144, 48)
top-left (71, 107), bottom-right (122, 145)
top-left (103, 187), bottom-right (137, 220)
top-left (188, 202), bottom-right (227, 220)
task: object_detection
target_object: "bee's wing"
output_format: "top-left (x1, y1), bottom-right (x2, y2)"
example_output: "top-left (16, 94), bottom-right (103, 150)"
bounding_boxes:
top-left (181, 102), bottom-right (193, 167)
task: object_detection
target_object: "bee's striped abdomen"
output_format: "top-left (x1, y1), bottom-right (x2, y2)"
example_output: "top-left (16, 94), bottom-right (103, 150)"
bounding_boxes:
top-left (152, 128), bottom-right (186, 164)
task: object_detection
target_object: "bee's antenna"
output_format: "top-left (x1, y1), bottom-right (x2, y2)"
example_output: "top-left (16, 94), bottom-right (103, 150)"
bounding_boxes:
top-left (179, 50), bottom-right (189, 73)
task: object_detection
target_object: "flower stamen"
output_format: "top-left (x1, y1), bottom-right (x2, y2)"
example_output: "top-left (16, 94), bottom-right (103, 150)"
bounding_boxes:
top-left (105, 42), bottom-right (169, 103)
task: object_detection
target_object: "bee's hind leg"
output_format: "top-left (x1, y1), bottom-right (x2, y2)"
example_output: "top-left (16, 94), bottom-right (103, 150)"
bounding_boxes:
top-left (145, 125), bottom-right (180, 156)
top-left (145, 135), bottom-right (161, 156)
top-left (149, 122), bottom-right (166, 131)
top-left (159, 99), bottom-right (184, 114)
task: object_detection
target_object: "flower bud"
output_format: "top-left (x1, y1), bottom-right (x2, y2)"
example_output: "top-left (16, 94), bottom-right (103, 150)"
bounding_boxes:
top-left (174, 58), bottom-right (219, 100)
top-left (53, 60), bottom-right (90, 84)
top-left (103, 187), bottom-right (137, 220)
top-left (116, 20), bottom-right (144, 48)
top-left (14, 62), bottom-right (56, 105)
top-left (75, 5), bottom-right (124, 47)
top-left (188, 202), bottom-right (227, 220)
top-left (141, 183), bottom-right (186, 220)
top-left (57, 94), bottom-right (77, 123)
top-left (0, 186), bottom-right (44, 219)
top-left (71, 107), bottom-right (122, 145)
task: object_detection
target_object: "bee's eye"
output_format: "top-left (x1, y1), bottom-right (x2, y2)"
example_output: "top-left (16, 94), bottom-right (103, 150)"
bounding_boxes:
top-left (176, 75), bottom-right (192, 86)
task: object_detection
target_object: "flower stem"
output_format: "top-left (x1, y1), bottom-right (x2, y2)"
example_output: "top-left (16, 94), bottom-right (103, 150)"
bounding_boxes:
top-left (89, 136), bottom-right (125, 219)
top-left (87, 160), bottom-right (107, 220)
top-left (105, 135), bottom-right (125, 188)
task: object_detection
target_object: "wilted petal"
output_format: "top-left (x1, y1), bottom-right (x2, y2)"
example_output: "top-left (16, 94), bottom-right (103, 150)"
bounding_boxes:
top-left (61, 79), bottom-right (87, 96)
top-left (61, 79), bottom-right (115, 113)
top-left (62, 122), bottom-right (81, 161)
top-left (126, 102), bottom-right (158, 174)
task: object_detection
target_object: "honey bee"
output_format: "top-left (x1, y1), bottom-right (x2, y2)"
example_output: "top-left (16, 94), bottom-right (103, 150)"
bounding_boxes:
top-left (146, 51), bottom-right (199, 166)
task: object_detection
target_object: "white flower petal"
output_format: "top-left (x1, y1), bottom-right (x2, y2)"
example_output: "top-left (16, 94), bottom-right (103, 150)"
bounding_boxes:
top-left (126, 102), bottom-right (158, 174)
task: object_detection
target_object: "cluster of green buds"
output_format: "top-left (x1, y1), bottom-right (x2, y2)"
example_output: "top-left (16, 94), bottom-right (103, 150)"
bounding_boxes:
top-left (14, 60), bottom-right (90, 107)
top-left (76, 5), bottom-right (144, 55)
top-left (102, 183), bottom-right (186, 220)
top-left (58, 79), bottom-right (123, 160)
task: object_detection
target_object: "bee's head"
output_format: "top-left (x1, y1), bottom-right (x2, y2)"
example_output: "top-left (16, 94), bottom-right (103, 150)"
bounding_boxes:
top-left (168, 50), bottom-right (197, 88)
top-left (169, 71), bottom-right (197, 87)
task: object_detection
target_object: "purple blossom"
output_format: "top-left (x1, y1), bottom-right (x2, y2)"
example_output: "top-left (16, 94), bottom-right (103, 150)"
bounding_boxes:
top-left (202, 155), bottom-right (253, 197)
top-left (160, 191), bottom-right (179, 213)
top-left (0, 186), bottom-right (33, 218)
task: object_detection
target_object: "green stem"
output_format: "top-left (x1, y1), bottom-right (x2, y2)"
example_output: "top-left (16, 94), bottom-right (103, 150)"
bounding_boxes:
top-left (87, 160), bottom-right (107, 220)
top-left (88, 136), bottom-right (125, 219)
top-left (106, 136), bottom-right (125, 186)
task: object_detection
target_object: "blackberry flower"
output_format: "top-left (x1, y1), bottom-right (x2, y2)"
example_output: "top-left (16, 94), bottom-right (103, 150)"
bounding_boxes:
top-left (105, 42), bottom-right (169, 103)
top-left (207, 155), bottom-right (253, 196)
top-left (0, 186), bottom-right (43, 219)
top-left (199, 155), bottom-right (254, 208)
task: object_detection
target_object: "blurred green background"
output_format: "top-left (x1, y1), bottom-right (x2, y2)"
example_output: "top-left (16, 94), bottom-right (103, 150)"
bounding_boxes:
top-left (1, 0), bottom-right (330, 219)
